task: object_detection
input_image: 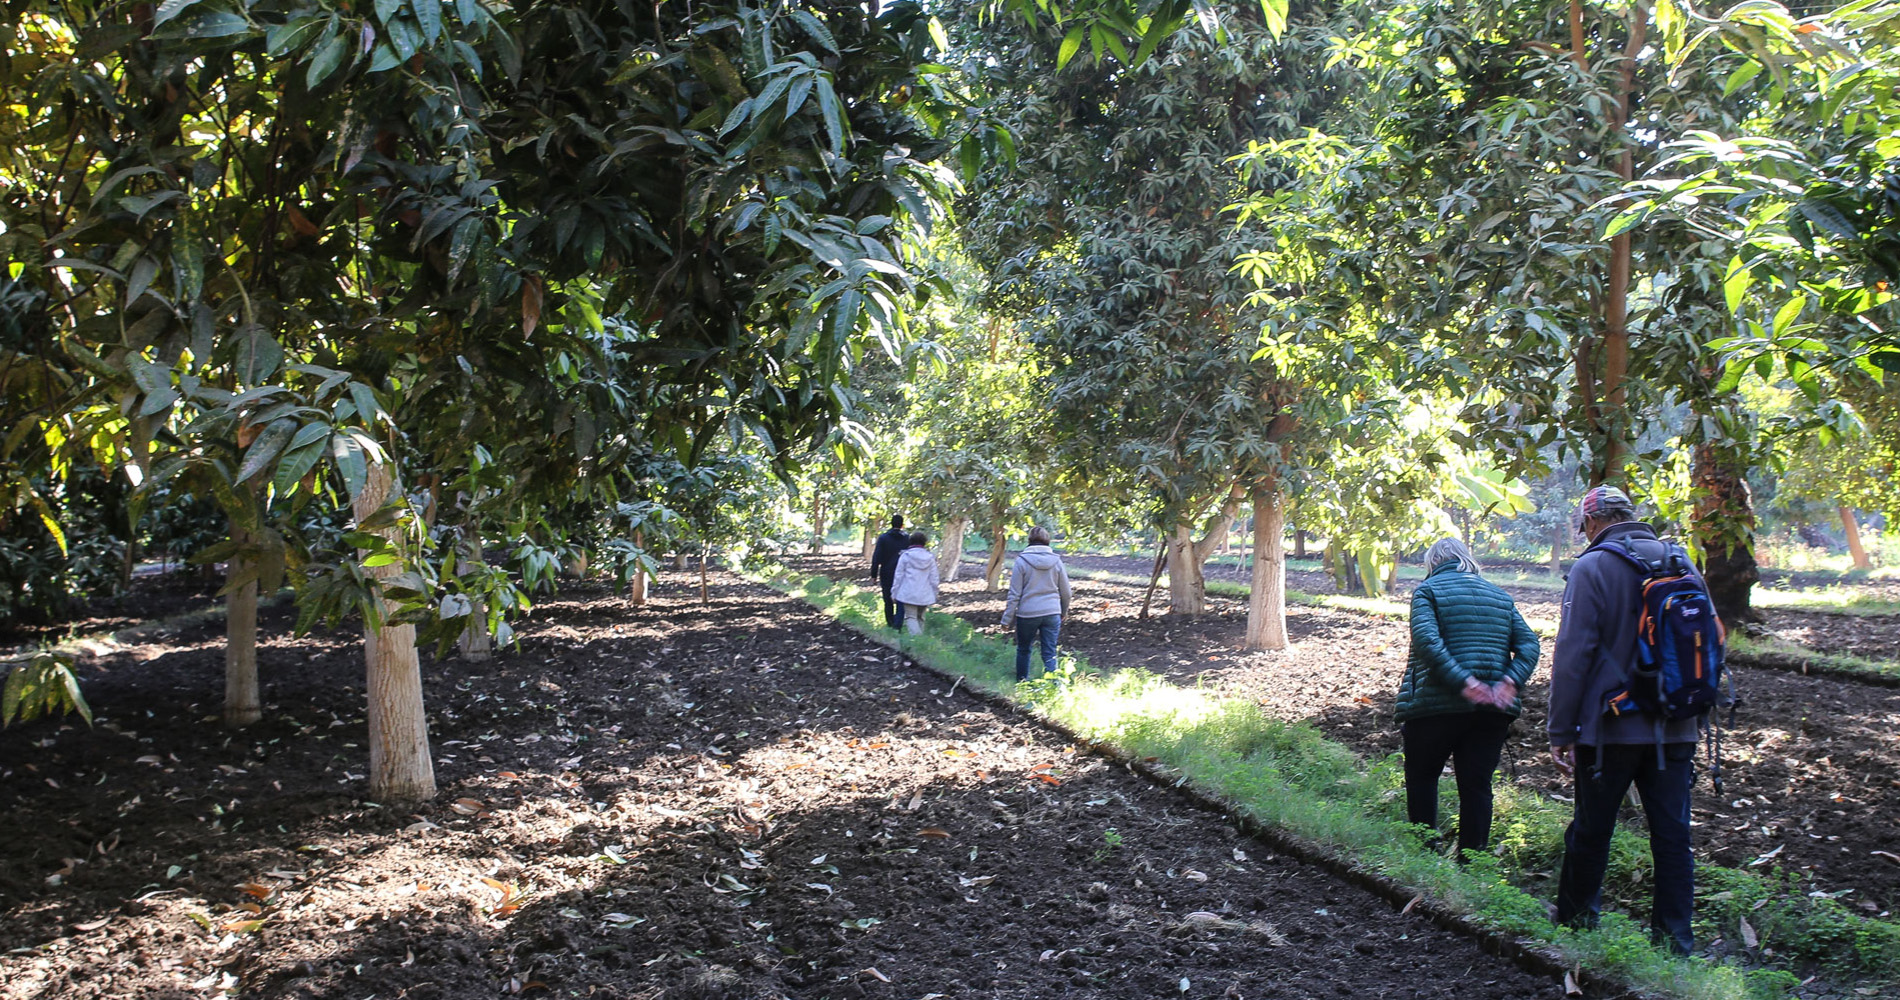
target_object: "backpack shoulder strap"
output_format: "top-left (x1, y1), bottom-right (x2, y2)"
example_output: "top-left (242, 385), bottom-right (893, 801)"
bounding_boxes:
top-left (1587, 537), bottom-right (1657, 578)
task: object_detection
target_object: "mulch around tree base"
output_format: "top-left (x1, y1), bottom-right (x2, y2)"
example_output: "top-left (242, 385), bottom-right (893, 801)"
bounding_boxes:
top-left (0, 575), bottom-right (1576, 999)
top-left (801, 552), bottom-right (1899, 920)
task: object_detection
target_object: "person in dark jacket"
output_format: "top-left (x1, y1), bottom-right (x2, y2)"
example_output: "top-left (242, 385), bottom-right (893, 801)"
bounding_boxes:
top-left (1396, 537), bottom-right (1541, 858)
top-left (869, 515), bottom-right (908, 628)
top-left (1549, 485), bottom-right (1701, 955)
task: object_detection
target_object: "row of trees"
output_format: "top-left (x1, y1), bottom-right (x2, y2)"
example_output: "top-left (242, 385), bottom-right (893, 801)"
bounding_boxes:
top-left (835, 0), bottom-right (1897, 653)
top-left (5, 0), bottom-right (1896, 798)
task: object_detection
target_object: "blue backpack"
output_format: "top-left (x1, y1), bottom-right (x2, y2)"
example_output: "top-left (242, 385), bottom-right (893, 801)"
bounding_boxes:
top-left (1596, 537), bottom-right (1735, 790)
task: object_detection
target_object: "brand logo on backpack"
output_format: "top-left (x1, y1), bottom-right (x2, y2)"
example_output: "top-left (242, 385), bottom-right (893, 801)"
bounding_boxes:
top-left (1599, 539), bottom-right (1726, 721)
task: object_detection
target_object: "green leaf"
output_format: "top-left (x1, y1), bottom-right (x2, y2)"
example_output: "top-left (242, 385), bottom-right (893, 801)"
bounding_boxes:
top-left (815, 76), bottom-right (844, 155)
top-left (1723, 257), bottom-right (1752, 313)
top-left (1870, 351), bottom-right (1900, 374)
top-left (235, 327), bottom-right (284, 384)
top-left (1771, 294), bottom-right (1807, 337)
top-left (1056, 26), bottom-right (1085, 69)
top-left (306, 31), bottom-right (349, 88)
top-left (272, 437), bottom-right (327, 496)
top-left (1797, 199), bottom-right (1858, 239)
top-left (1602, 208), bottom-right (1644, 239)
top-left (153, 0), bottom-right (202, 27)
top-left (1723, 60), bottom-right (1762, 96)
top-left (236, 419), bottom-right (298, 484)
top-left (790, 10), bottom-right (837, 53)
top-left (1259, 0), bottom-right (1289, 37)
top-left (927, 17), bottom-right (950, 52)
top-left (411, 0), bottom-right (443, 43)
top-left (267, 17), bottom-right (324, 56)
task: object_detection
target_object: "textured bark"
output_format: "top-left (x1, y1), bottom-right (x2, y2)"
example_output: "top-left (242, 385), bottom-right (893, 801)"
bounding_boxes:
top-left (937, 517), bottom-right (969, 583)
top-left (1139, 537), bottom-right (1167, 620)
top-left (1292, 527), bottom-right (1306, 560)
top-left (1244, 480), bottom-right (1288, 651)
top-left (1169, 486), bottom-right (1243, 615)
top-left (1551, 520), bottom-right (1567, 578)
top-left (629, 529), bottom-right (648, 606)
top-left (700, 551), bottom-right (710, 606)
top-left (810, 496), bottom-right (826, 552)
top-left (354, 462), bottom-right (436, 803)
top-left (1841, 506), bottom-right (1872, 571)
top-left (673, 551), bottom-right (689, 571)
top-left (861, 526), bottom-right (877, 561)
top-left (983, 516), bottom-right (1008, 592)
top-left (1692, 440), bottom-right (1761, 626)
top-left (222, 524), bottom-right (261, 728)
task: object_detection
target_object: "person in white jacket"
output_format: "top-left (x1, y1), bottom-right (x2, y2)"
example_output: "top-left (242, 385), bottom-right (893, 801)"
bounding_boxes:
top-left (889, 531), bottom-right (941, 635)
top-left (1000, 526), bottom-right (1073, 681)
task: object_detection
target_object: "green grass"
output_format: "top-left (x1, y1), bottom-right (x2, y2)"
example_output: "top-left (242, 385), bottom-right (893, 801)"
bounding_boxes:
top-left (1749, 586), bottom-right (1900, 616)
top-left (761, 567), bottom-right (1900, 1000)
top-left (1727, 634), bottom-right (1900, 682)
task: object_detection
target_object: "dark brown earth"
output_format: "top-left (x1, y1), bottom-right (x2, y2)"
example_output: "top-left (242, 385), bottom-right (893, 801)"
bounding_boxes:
top-left (0, 572), bottom-right (1582, 999)
top-left (786, 552), bottom-right (1900, 920)
top-left (1, 571), bottom-right (224, 652)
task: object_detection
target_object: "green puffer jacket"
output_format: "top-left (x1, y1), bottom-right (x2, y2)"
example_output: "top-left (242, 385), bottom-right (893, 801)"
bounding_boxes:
top-left (1395, 563), bottom-right (1541, 723)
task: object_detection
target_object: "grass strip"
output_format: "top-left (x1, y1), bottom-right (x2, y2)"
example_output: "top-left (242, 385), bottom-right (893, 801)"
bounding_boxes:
top-left (761, 567), bottom-right (1899, 1000)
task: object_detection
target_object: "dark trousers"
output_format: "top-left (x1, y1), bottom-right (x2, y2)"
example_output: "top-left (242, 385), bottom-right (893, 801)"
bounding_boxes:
top-left (1013, 614), bottom-right (1061, 681)
top-left (1555, 742), bottom-right (1697, 955)
top-left (1401, 712), bottom-right (1512, 855)
top-left (879, 578), bottom-right (899, 628)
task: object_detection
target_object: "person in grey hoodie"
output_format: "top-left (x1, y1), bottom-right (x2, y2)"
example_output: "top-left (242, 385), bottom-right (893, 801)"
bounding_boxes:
top-left (1548, 485), bottom-right (1701, 955)
top-left (1000, 526), bottom-right (1072, 681)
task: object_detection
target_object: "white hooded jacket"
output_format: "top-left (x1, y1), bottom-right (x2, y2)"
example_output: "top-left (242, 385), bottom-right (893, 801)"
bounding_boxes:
top-left (890, 546), bottom-right (941, 607)
top-left (1001, 545), bottom-right (1072, 627)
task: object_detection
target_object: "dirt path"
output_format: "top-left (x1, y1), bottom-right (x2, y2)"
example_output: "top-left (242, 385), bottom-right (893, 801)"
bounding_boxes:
top-left (0, 574), bottom-right (1574, 999)
top-left (791, 553), bottom-right (1900, 919)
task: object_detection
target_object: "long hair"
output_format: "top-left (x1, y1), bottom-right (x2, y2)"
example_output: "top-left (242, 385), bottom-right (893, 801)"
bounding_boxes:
top-left (1424, 537), bottom-right (1481, 575)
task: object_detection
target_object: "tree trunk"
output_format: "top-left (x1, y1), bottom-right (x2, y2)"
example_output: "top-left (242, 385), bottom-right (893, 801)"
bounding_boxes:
top-left (983, 516), bottom-right (1008, 592)
top-left (223, 524), bottom-right (262, 728)
top-left (629, 529), bottom-right (649, 606)
top-left (1691, 440), bottom-right (1761, 626)
top-left (937, 517), bottom-right (969, 583)
top-left (1293, 527), bottom-right (1306, 560)
top-left (1139, 536), bottom-right (1167, 620)
top-left (1385, 547), bottom-right (1401, 593)
top-left (1551, 520), bottom-right (1567, 578)
top-left (861, 526), bottom-right (877, 561)
top-left (1168, 486), bottom-right (1243, 615)
top-left (456, 540), bottom-right (492, 662)
top-left (1244, 480), bottom-right (1288, 651)
top-left (1841, 506), bottom-right (1872, 570)
top-left (673, 551), bottom-right (689, 571)
top-left (353, 462), bottom-right (436, 803)
top-left (563, 551), bottom-right (589, 579)
top-left (700, 548), bottom-right (711, 606)
top-left (1167, 523), bottom-right (1207, 615)
top-left (810, 495), bottom-right (826, 552)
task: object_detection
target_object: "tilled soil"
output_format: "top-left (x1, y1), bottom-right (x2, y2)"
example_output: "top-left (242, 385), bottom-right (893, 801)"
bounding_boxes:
top-left (787, 553), bottom-right (1900, 920)
top-left (0, 574), bottom-right (1578, 999)
top-left (1, 571), bottom-right (224, 653)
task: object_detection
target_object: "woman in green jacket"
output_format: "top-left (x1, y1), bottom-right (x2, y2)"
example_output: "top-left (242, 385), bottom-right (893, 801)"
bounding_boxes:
top-left (1396, 537), bottom-right (1541, 857)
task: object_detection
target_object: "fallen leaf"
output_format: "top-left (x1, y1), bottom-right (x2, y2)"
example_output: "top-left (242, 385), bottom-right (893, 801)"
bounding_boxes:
top-left (1401, 894), bottom-right (1422, 915)
top-left (863, 967), bottom-right (891, 983)
top-left (239, 881), bottom-right (273, 900)
top-left (917, 828), bottom-right (951, 839)
top-left (1740, 916), bottom-right (1758, 949)
top-left (1564, 970), bottom-right (1583, 996)
top-left (449, 797), bottom-right (485, 816)
top-left (906, 791), bottom-right (923, 812)
top-left (1872, 851), bottom-right (1900, 866)
top-left (73, 917), bottom-right (111, 932)
top-left (498, 771), bottom-right (521, 780)
top-left (1182, 869), bottom-right (1208, 882)
top-left (1749, 844), bottom-right (1785, 866)
top-left (1037, 774), bottom-right (1061, 786)
top-left (136, 755), bottom-right (163, 765)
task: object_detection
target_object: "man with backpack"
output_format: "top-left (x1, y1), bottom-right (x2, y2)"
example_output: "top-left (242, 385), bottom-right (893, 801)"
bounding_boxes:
top-left (869, 515), bottom-right (910, 629)
top-left (1549, 485), bottom-right (1722, 956)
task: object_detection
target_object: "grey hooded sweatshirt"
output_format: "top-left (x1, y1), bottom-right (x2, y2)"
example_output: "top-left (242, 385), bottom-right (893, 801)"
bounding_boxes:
top-left (1001, 545), bottom-right (1072, 627)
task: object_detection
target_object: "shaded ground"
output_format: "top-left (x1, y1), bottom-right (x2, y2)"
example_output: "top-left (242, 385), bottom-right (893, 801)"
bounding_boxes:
top-left (788, 552), bottom-right (1900, 920)
top-left (1, 570), bottom-right (223, 652)
top-left (0, 573), bottom-right (1578, 999)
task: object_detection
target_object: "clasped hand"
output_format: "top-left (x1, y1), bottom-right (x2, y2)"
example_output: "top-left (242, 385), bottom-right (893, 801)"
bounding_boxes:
top-left (1461, 677), bottom-right (1517, 709)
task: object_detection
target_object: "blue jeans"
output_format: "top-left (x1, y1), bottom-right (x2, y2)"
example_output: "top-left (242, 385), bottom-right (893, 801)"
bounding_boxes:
top-left (1013, 614), bottom-right (1061, 681)
top-left (1555, 742), bottom-right (1697, 955)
